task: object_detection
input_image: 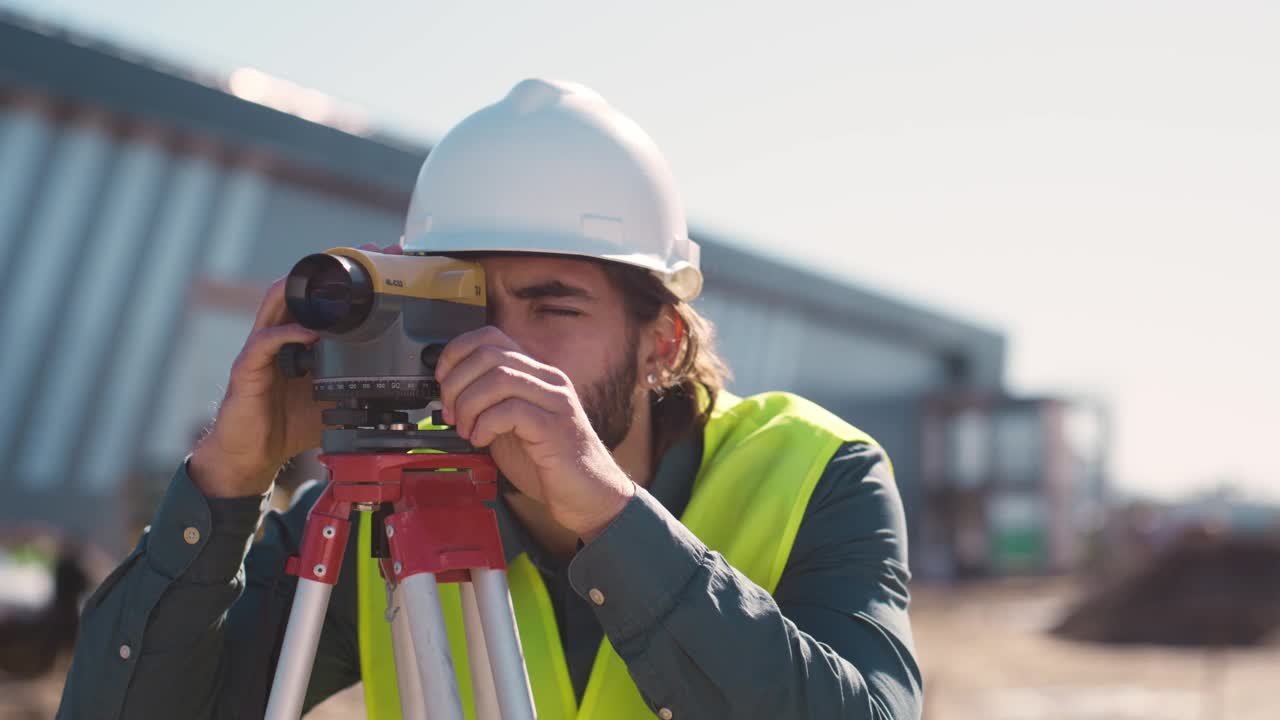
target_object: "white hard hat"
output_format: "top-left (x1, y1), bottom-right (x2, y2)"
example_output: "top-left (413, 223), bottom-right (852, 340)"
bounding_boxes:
top-left (402, 78), bottom-right (702, 301)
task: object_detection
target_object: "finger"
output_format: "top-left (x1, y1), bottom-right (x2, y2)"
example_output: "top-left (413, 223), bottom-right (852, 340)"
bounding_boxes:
top-left (234, 324), bottom-right (320, 378)
top-left (434, 326), bottom-right (524, 382)
top-left (359, 243), bottom-right (403, 255)
top-left (438, 345), bottom-right (564, 423)
top-left (468, 397), bottom-right (553, 448)
top-left (453, 366), bottom-right (573, 440)
top-left (251, 277), bottom-right (290, 332)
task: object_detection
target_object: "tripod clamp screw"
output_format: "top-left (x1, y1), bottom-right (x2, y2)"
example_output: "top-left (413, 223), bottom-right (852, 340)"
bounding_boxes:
top-left (313, 563), bottom-right (327, 577)
top-left (322, 525), bottom-right (337, 539)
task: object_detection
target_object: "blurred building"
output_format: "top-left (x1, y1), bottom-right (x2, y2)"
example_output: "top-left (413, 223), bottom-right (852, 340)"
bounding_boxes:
top-left (916, 393), bottom-right (1110, 577)
top-left (0, 12), bottom-right (1103, 574)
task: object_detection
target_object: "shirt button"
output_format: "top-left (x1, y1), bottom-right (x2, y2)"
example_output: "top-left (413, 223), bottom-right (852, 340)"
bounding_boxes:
top-left (183, 526), bottom-right (201, 544)
top-left (119, 644), bottom-right (132, 660)
top-left (658, 708), bottom-right (673, 719)
top-left (588, 588), bottom-right (605, 606)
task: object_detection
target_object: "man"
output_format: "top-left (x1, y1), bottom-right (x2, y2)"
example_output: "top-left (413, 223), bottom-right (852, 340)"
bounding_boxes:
top-left (58, 79), bottom-right (922, 719)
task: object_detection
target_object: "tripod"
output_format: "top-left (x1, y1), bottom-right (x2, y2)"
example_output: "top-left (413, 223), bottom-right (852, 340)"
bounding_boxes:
top-left (264, 422), bottom-right (537, 720)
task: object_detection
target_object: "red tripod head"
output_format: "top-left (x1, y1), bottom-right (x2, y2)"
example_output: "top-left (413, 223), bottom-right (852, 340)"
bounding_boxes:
top-left (286, 451), bottom-right (507, 587)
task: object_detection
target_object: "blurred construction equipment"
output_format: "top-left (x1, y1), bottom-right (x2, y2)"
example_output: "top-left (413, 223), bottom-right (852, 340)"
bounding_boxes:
top-left (901, 391), bottom-right (1110, 578)
top-left (0, 535), bottom-right (89, 679)
top-left (1055, 523), bottom-right (1280, 646)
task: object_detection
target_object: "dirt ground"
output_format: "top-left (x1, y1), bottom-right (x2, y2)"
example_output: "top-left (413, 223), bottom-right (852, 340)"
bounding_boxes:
top-left (6, 577), bottom-right (1277, 719)
top-left (910, 577), bottom-right (1279, 720)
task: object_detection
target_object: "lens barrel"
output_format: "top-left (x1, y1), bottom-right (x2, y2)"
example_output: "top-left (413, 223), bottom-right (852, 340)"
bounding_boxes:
top-left (284, 253), bottom-right (374, 333)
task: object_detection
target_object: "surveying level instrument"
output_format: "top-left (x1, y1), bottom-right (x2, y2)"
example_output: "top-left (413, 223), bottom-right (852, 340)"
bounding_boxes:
top-left (264, 249), bottom-right (536, 719)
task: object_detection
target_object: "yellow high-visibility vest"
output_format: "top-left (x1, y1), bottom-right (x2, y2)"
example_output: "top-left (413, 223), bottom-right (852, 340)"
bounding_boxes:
top-left (357, 391), bottom-right (878, 719)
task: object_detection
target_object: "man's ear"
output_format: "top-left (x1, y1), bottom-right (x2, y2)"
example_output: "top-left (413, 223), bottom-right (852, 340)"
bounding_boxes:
top-left (643, 306), bottom-right (683, 371)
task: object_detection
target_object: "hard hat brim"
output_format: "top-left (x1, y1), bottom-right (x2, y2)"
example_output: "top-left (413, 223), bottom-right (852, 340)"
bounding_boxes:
top-left (404, 232), bottom-right (702, 301)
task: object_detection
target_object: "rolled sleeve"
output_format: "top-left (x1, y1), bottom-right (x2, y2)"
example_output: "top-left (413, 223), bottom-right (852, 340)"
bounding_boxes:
top-left (566, 486), bottom-right (710, 643)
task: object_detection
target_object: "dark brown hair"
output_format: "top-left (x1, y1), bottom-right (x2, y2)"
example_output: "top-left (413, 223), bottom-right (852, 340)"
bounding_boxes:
top-left (599, 263), bottom-right (731, 462)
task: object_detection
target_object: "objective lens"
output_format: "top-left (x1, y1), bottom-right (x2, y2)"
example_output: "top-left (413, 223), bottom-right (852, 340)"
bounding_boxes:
top-left (307, 263), bottom-right (355, 326)
top-left (285, 253), bottom-right (374, 332)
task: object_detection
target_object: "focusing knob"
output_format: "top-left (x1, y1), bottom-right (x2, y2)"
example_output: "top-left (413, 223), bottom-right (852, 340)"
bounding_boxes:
top-left (277, 343), bottom-right (314, 378)
top-left (420, 343), bottom-right (445, 371)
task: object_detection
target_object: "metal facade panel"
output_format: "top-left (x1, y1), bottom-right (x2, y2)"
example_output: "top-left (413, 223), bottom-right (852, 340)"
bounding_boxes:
top-left (245, 182), bottom-right (403, 281)
top-left (696, 288), bottom-right (804, 394)
top-left (202, 167), bottom-right (270, 281)
top-left (790, 319), bottom-right (946, 398)
top-left (145, 307), bottom-right (255, 465)
top-left (142, 170), bottom-right (270, 465)
top-left (697, 234), bottom-right (1006, 388)
top-left (0, 122), bottom-right (113, 479)
top-left (81, 154), bottom-right (221, 492)
top-left (699, 285), bottom-right (948, 401)
top-left (0, 108), bottom-right (54, 265)
top-left (18, 137), bottom-right (170, 485)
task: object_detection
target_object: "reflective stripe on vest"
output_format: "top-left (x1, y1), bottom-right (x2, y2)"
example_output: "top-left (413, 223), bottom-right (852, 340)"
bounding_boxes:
top-left (357, 391), bottom-right (877, 719)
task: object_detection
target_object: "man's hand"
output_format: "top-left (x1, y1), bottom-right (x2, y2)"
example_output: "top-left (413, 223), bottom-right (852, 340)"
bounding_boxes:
top-left (189, 243), bottom-right (400, 498)
top-left (435, 326), bottom-right (636, 540)
top-left (188, 275), bottom-right (325, 498)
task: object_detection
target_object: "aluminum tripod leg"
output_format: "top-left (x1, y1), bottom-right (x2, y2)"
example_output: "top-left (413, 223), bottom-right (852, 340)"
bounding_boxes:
top-left (391, 579), bottom-right (511, 720)
top-left (388, 582), bottom-right (428, 720)
top-left (460, 582), bottom-right (501, 720)
top-left (399, 572), bottom-right (465, 720)
top-left (265, 578), bottom-right (333, 720)
top-left (472, 568), bottom-right (536, 720)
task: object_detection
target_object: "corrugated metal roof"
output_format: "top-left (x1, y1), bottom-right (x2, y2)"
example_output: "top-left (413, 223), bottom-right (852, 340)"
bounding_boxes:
top-left (0, 10), bottom-right (422, 208)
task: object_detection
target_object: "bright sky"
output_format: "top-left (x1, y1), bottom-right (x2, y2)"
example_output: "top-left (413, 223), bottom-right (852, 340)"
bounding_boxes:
top-left (6, 0), bottom-right (1278, 502)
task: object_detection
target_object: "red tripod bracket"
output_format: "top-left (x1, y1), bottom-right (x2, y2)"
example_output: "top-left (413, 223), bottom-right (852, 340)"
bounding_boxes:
top-left (283, 481), bottom-right (353, 585)
top-left (284, 452), bottom-right (505, 587)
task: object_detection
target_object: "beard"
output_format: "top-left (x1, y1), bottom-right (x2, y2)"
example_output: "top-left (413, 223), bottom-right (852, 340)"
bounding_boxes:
top-left (579, 328), bottom-right (641, 451)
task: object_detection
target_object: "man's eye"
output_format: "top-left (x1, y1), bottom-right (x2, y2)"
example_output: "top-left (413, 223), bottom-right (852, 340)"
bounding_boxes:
top-left (536, 306), bottom-right (583, 317)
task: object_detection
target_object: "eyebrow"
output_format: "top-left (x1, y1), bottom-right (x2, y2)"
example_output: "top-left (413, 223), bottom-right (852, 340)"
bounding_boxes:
top-left (509, 280), bottom-right (595, 301)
